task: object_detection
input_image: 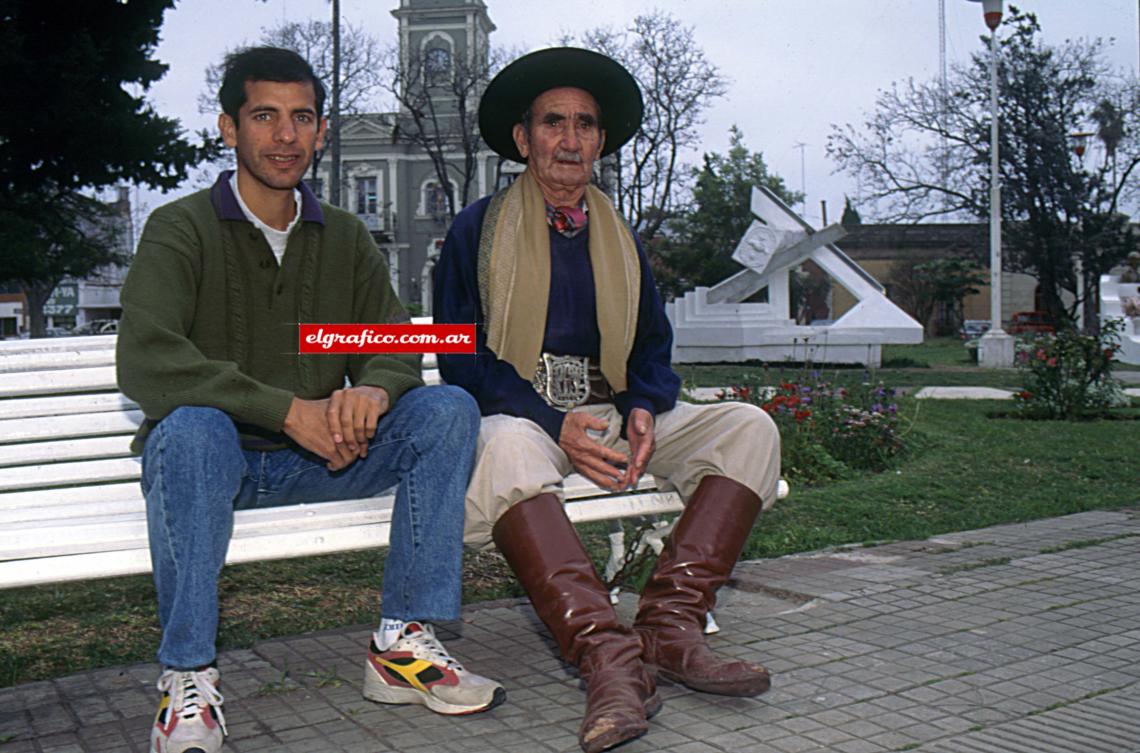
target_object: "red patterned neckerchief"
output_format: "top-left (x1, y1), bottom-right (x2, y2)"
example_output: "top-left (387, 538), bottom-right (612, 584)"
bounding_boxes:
top-left (546, 201), bottom-right (588, 238)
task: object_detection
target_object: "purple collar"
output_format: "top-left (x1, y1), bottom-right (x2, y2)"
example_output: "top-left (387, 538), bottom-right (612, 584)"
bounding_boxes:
top-left (209, 170), bottom-right (324, 226)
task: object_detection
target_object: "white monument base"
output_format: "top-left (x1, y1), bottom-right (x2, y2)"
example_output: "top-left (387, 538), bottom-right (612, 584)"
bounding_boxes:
top-left (977, 328), bottom-right (1015, 368)
top-left (667, 287), bottom-right (922, 367)
top-left (1100, 273), bottom-right (1140, 365)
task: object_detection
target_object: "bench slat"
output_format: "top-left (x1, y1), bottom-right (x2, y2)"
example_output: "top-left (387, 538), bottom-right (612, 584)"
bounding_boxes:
top-left (0, 392), bottom-right (138, 421)
top-left (0, 334), bottom-right (116, 355)
top-left (0, 436), bottom-right (134, 468)
top-left (0, 410), bottom-right (143, 444)
top-left (0, 498), bottom-right (142, 524)
top-left (0, 481), bottom-right (141, 511)
top-left (0, 457), bottom-right (140, 492)
top-left (0, 350), bottom-right (116, 374)
top-left (3, 497), bottom-right (396, 560)
top-left (0, 521), bottom-right (397, 589)
top-left (0, 490), bottom-right (689, 589)
top-left (0, 366), bottom-right (118, 398)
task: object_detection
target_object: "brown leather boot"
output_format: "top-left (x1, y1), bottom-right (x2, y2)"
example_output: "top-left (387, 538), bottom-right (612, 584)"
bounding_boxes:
top-left (634, 475), bottom-right (772, 696)
top-left (493, 494), bottom-right (660, 753)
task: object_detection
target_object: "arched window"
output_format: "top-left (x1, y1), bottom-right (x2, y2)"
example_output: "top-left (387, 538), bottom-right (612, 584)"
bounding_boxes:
top-left (419, 179), bottom-right (453, 217)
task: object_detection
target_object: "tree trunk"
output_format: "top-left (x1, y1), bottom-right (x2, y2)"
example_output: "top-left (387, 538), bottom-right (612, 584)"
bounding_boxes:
top-left (23, 279), bottom-right (59, 339)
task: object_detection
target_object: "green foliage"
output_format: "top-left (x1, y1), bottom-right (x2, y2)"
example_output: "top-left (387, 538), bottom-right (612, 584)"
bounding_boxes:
top-left (1012, 319), bottom-right (1127, 419)
top-left (889, 257), bottom-right (986, 334)
top-left (840, 196), bottom-right (862, 226)
top-left (654, 126), bottom-right (801, 299)
top-left (1, 0), bottom-right (214, 333)
top-left (1, 0), bottom-right (212, 195)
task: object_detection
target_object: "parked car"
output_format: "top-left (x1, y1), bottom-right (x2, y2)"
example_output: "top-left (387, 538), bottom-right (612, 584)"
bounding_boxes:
top-left (1008, 311), bottom-right (1054, 335)
top-left (959, 320), bottom-right (991, 340)
top-left (71, 319), bottom-right (119, 336)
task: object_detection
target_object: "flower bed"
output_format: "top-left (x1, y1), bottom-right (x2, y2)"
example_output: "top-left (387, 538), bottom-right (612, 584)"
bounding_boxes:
top-left (720, 373), bottom-right (908, 485)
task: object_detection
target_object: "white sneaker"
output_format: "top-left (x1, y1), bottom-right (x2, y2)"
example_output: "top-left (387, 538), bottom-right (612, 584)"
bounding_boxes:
top-left (151, 667), bottom-right (227, 753)
top-left (363, 621), bottom-right (506, 715)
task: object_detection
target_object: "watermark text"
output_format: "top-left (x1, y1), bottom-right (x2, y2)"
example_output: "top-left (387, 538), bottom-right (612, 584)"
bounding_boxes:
top-left (298, 323), bottom-right (476, 354)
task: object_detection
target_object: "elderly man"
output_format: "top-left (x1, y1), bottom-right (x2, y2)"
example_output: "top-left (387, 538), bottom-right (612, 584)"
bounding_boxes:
top-left (434, 48), bottom-right (782, 753)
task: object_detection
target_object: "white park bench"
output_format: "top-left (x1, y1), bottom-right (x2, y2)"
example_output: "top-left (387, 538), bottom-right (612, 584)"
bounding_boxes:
top-left (0, 321), bottom-right (786, 592)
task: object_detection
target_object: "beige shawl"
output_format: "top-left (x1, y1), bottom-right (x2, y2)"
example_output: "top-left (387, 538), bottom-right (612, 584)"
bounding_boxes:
top-left (477, 169), bottom-right (640, 393)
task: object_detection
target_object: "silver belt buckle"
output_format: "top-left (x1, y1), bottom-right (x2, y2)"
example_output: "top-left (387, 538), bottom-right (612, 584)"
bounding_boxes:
top-left (534, 353), bottom-right (591, 409)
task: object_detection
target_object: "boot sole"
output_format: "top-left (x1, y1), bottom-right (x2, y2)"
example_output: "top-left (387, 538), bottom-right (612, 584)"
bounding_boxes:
top-left (648, 664), bottom-right (771, 697)
top-left (581, 719), bottom-right (650, 753)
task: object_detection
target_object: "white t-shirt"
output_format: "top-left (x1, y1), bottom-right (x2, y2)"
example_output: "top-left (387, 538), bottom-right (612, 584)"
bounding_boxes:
top-left (229, 172), bottom-right (302, 265)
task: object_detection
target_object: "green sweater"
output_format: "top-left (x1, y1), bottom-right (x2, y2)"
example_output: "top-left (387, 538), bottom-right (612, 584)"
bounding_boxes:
top-left (117, 172), bottom-right (423, 454)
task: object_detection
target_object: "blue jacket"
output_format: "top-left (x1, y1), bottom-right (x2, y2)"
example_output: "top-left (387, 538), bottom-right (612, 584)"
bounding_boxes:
top-left (433, 195), bottom-right (680, 441)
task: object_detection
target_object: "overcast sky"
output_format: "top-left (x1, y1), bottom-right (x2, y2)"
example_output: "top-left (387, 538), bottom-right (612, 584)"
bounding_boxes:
top-left (138, 0), bottom-right (1140, 227)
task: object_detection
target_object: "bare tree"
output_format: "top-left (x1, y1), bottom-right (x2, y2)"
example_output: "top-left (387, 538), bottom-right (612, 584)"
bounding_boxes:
top-left (199, 19), bottom-right (386, 117)
top-left (828, 9), bottom-right (1140, 329)
top-left (568, 11), bottom-right (728, 241)
top-left (198, 19), bottom-right (388, 195)
top-left (384, 42), bottom-right (511, 219)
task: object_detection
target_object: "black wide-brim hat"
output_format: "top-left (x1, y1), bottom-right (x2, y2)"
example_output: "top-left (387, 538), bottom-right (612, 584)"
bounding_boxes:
top-left (479, 47), bottom-right (643, 164)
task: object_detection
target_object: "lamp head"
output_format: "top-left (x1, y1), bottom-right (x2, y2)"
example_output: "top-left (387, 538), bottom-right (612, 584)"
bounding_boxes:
top-left (967, 0), bottom-right (1003, 31)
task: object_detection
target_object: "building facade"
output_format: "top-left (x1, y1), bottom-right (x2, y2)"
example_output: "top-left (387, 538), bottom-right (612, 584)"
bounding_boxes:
top-left (833, 223), bottom-right (1045, 334)
top-left (2, 187), bottom-right (133, 338)
top-left (315, 0), bottom-right (501, 315)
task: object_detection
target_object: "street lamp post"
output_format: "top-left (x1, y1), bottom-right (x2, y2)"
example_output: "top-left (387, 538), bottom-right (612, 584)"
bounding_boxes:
top-left (1069, 131), bottom-right (1094, 332)
top-left (969, 0), bottom-right (1014, 367)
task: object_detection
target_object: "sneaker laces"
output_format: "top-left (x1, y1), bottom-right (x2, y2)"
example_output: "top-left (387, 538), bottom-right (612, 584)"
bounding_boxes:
top-left (399, 622), bottom-right (466, 672)
top-left (157, 668), bottom-right (228, 736)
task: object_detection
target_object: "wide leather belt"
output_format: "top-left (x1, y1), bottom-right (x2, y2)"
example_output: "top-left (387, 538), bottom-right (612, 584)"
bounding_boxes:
top-left (532, 353), bottom-right (614, 410)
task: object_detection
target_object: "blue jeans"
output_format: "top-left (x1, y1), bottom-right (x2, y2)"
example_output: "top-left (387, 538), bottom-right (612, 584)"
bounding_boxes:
top-left (140, 385), bottom-right (479, 670)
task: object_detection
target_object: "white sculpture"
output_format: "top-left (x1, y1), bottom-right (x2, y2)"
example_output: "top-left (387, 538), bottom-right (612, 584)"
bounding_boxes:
top-left (1099, 271), bottom-right (1140, 365)
top-left (666, 186), bottom-right (923, 366)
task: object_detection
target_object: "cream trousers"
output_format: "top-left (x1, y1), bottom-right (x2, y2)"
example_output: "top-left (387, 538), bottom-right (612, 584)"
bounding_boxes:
top-left (464, 400), bottom-right (781, 548)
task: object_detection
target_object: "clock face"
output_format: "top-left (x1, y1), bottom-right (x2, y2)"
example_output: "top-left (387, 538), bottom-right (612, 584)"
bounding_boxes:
top-left (425, 47), bottom-right (451, 75)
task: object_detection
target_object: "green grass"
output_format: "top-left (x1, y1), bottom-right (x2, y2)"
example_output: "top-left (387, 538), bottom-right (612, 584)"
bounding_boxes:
top-left (2, 361), bottom-right (1139, 688)
top-left (677, 336), bottom-right (1140, 390)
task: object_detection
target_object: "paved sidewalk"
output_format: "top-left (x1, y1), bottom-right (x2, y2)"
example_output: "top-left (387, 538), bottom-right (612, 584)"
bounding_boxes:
top-left (4, 509), bottom-right (1140, 753)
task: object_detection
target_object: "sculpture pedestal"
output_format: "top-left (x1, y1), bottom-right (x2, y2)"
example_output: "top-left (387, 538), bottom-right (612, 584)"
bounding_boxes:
top-left (978, 329), bottom-right (1015, 368)
top-left (1099, 273), bottom-right (1140, 365)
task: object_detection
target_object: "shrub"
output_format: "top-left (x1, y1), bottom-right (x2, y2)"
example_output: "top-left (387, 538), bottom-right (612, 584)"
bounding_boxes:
top-left (722, 373), bottom-right (908, 485)
top-left (1012, 320), bottom-right (1126, 420)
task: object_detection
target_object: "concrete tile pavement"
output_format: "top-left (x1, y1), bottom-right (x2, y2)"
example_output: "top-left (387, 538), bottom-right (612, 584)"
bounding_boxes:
top-left (3, 508), bottom-right (1140, 753)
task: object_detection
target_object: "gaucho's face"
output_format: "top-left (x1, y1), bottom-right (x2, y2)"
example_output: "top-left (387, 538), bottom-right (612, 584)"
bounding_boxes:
top-left (512, 87), bottom-right (605, 203)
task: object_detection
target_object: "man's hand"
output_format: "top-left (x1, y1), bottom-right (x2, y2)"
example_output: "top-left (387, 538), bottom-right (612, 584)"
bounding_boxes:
top-left (623, 407), bottom-right (655, 489)
top-left (559, 411), bottom-right (629, 492)
top-left (282, 397), bottom-right (356, 471)
top-left (326, 385), bottom-right (390, 459)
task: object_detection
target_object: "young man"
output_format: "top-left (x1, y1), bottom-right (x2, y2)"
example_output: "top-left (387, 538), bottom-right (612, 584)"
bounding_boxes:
top-left (118, 47), bottom-right (503, 753)
top-left (435, 48), bottom-right (782, 753)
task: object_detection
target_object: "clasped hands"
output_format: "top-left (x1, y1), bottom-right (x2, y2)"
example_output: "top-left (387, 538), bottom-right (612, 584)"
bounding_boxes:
top-left (558, 407), bottom-right (655, 492)
top-left (283, 385), bottom-right (389, 471)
